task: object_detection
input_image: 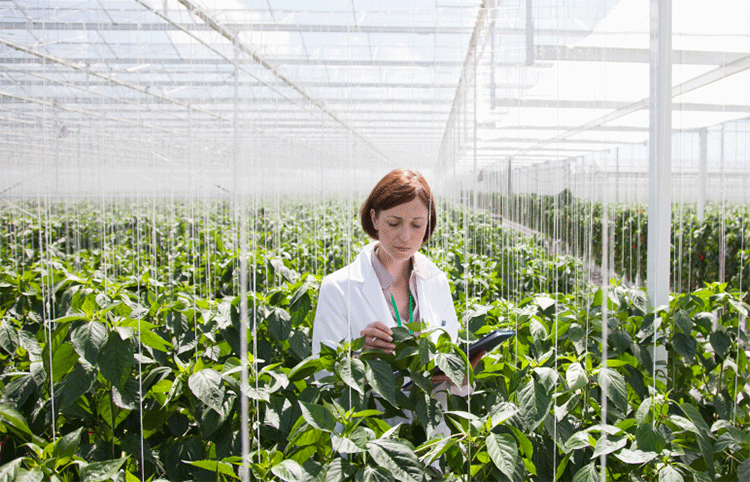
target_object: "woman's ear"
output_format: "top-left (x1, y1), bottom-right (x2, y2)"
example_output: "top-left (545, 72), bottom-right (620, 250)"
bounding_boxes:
top-left (370, 208), bottom-right (378, 231)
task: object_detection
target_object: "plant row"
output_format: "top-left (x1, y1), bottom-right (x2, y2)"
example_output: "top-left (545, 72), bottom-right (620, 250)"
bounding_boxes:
top-left (470, 190), bottom-right (750, 293)
top-left (0, 199), bottom-right (748, 481)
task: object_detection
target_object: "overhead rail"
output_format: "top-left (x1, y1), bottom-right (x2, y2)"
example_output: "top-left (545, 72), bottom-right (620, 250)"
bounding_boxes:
top-left (0, 21), bottom-right (592, 37)
top-left (170, 0), bottom-right (394, 168)
top-left (5, 48), bottom-right (744, 68)
top-left (498, 51), bottom-right (750, 168)
top-left (436, 0), bottom-right (496, 173)
top-left (0, 39), bottom-right (365, 171)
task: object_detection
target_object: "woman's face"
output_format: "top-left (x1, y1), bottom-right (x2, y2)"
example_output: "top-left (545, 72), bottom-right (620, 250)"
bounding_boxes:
top-left (370, 198), bottom-right (428, 263)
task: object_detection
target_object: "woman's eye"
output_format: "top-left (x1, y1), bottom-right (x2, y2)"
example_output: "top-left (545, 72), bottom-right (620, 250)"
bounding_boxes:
top-left (412, 224), bottom-right (423, 229)
top-left (388, 222), bottom-right (399, 227)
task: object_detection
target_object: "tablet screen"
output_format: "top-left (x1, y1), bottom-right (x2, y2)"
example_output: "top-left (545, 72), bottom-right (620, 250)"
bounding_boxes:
top-left (464, 329), bottom-right (515, 357)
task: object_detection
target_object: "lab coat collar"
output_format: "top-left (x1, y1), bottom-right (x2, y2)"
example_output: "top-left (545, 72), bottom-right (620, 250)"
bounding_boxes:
top-left (344, 241), bottom-right (445, 333)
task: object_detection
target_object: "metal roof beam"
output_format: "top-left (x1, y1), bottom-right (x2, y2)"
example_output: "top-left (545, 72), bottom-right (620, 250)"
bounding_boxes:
top-left (535, 45), bottom-right (748, 66)
top-left (0, 21), bottom-right (592, 37)
top-left (499, 51), bottom-right (750, 165)
top-left (4, 47), bottom-right (742, 67)
top-left (165, 0), bottom-right (392, 166)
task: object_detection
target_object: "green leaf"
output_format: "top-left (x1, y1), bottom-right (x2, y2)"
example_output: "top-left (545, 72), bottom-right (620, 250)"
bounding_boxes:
top-left (288, 356), bottom-right (321, 382)
top-left (507, 424), bottom-right (533, 460)
top-left (268, 306), bottom-right (292, 342)
top-left (141, 365), bottom-right (172, 393)
top-left (364, 358), bottom-right (397, 406)
top-left (325, 458), bottom-right (355, 481)
top-left (0, 459), bottom-right (24, 481)
top-left (187, 460), bottom-right (239, 479)
top-left (289, 280), bottom-right (312, 307)
top-left (54, 427), bottom-right (84, 460)
top-left (709, 331), bottom-right (731, 359)
top-left (289, 330), bottom-right (311, 360)
top-left (336, 357), bottom-right (366, 395)
top-left (485, 433), bottom-right (518, 480)
top-left (0, 318), bottom-right (19, 356)
top-left (635, 422), bottom-right (665, 454)
top-left (188, 369), bottom-right (226, 414)
top-left (564, 431), bottom-right (592, 452)
top-left (566, 362), bottom-right (588, 391)
top-left (728, 298), bottom-right (748, 317)
top-left (70, 320), bottom-right (106, 365)
top-left (529, 318), bottom-right (548, 344)
top-left (299, 400), bottom-right (336, 432)
top-left (0, 404), bottom-right (46, 446)
top-left (534, 366), bottom-right (558, 392)
top-left (591, 436), bottom-right (626, 459)
top-left (51, 342), bottom-right (78, 383)
top-left (489, 403), bottom-right (520, 429)
top-left (535, 296), bottom-right (556, 312)
top-left (635, 398), bottom-right (652, 427)
top-left (415, 396), bottom-right (442, 436)
top-left (598, 367), bottom-right (628, 413)
top-left (98, 332), bottom-right (135, 390)
top-left (672, 333), bottom-right (697, 361)
top-left (356, 466), bottom-right (395, 482)
top-left (138, 327), bottom-right (173, 353)
top-left (366, 438), bottom-right (423, 482)
top-left (80, 458), bottom-right (128, 482)
top-left (673, 310), bottom-right (692, 334)
top-left (518, 378), bottom-right (553, 432)
top-left (56, 363), bottom-right (96, 408)
top-left (688, 468), bottom-right (711, 482)
top-left (555, 452), bottom-right (573, 481)
top-left (677, 403), bottom-right (715, 481)
top-left (17, 467), bottom-right (47, 482)
top-left (614, 448), bottom-right (658, 465)
top-left (112, 378), bottom-right (140, 410)
top-left (738, 458), bottom-right (750, 482)
top-left (271, 459), bottom-right (302, 482)
top-left (332, 435), bottom-right (364, 454)
top-left (658, 464), bottom-right (684, 482)
top-left (1, 374), bottom-right (36, 408)
top-left (434, 352), bottom-right (465, 387)
top-left (572, 462), bottom-right (598, 482)
top-left (418, 337), bottom-right (432, 366)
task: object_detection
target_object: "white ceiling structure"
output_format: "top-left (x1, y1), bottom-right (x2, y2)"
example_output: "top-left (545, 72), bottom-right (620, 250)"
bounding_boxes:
top-left (1, 0), bottom-right (749, 194)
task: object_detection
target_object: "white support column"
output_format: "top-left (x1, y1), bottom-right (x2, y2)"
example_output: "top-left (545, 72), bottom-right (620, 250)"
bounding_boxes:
top-left (698, 128), bottom-right (707, 222)
top-left (647, 0), bottom-right (672, 309)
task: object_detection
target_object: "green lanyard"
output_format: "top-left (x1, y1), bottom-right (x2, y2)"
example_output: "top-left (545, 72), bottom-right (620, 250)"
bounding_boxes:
top-left (391, 291), bottom-right (413, 332)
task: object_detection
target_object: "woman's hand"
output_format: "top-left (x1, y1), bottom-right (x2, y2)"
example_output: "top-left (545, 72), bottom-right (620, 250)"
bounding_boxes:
top-left (360, 321), bottom-right (395, 354)
top-left (432, 349), bottom-right (486, 386)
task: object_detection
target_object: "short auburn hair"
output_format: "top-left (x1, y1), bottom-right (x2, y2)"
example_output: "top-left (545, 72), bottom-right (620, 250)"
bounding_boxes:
top-left (360, 169), bottom-right (437, 243)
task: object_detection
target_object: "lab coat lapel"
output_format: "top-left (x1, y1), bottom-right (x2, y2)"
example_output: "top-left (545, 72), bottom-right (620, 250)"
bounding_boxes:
top-left (358, 244), bottom-right (393, 327)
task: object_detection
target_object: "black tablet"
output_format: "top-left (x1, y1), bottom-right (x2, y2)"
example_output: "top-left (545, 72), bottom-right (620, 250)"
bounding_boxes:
top-left (463, 329), bottom-right (515, 358)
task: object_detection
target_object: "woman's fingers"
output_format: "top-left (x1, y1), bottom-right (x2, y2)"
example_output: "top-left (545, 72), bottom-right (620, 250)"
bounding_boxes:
top-left (360, 322), bottom-right (395, 353)
top-left (369, 321), bottom-right (393, 337)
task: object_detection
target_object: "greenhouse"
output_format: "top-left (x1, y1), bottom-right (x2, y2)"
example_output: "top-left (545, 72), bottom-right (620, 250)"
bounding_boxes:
top-left (1, 0), bottom-right (749, 480)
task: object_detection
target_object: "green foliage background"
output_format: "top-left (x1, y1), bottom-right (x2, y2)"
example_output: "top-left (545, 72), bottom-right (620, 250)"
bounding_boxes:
top-left (0, 199), bottom-right (749, 481)
top-left (472, 191), bottom-right (750, 293)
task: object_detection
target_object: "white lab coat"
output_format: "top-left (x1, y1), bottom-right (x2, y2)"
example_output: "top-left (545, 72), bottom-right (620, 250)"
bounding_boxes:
top-left (311, 241), bottom-right (459, 356)
top-left (312, 242), bottom-right (467, 440)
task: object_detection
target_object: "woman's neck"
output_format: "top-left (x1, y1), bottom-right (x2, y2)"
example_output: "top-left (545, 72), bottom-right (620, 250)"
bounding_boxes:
top-left (375, 245), bottom-right (411, 282)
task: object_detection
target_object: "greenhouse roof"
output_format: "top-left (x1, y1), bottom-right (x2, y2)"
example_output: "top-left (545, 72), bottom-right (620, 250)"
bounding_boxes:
top-left (1, 0), bottom-right (749, 184)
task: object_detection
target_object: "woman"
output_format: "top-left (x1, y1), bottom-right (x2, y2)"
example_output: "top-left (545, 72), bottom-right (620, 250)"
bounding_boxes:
top-left (312, 169), bottom-right (481, 389)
